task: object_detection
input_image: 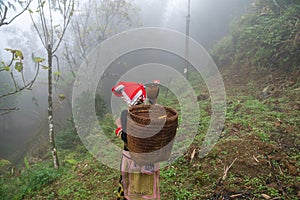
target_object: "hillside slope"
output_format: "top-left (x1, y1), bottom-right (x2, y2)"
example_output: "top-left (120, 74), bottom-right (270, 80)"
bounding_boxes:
top-left (1, 0), bottom-right (300, 199)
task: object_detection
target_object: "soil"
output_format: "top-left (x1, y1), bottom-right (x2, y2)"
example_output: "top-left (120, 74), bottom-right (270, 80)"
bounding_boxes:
top-left (185, 66), bottom-right (300, 199)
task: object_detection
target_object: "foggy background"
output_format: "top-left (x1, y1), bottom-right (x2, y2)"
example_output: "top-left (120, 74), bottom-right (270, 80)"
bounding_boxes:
top-left (0, 0), bottom-right (252, 164)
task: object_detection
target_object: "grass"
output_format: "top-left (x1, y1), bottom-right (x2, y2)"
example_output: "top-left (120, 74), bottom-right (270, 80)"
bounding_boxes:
top-left (1, 70), bottom-right (299, 199)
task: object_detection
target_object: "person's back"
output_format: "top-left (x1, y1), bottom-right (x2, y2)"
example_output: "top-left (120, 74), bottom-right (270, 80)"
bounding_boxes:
top-left (112, 81), bottom-right (160, 200)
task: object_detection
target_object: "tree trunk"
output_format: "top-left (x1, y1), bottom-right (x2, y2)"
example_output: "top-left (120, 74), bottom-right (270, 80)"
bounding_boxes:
top-left (47, 44), bottom-right (59, 169)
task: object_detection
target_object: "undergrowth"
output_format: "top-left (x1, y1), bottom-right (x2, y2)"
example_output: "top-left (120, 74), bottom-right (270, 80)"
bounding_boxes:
top-left (1, 74), bottom-right (299, 199)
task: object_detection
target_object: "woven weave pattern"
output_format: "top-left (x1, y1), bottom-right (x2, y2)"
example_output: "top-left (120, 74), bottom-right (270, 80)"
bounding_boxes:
top-left (127, 105), bottom-right (178, 165)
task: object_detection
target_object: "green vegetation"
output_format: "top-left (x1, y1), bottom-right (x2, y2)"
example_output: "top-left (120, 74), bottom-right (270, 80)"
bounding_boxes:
top-left (212, 0), bottom-right (300, 71)
top-left (1, 0), bottom-right (300, 199)
top-left (1, 76), bottom-right (299, 199)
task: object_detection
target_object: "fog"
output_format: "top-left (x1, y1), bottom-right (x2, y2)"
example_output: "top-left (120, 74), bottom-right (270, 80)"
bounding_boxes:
top-left (0, 0), bottom-right (252, 164)
top-left (137, 0), bottom-right (252, 48)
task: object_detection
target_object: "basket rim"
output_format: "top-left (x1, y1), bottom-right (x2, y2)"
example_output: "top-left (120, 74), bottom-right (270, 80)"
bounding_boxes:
top-left (128, 104), bottom-right (178, 122)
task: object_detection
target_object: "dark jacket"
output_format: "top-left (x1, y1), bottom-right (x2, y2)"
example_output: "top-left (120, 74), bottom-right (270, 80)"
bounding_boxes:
top-left (120, 109), bottom-right (129, 151)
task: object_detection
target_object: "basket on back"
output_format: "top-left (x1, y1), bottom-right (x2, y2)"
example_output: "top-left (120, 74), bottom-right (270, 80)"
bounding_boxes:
top-left (127, 104), bottom-right (178, 166)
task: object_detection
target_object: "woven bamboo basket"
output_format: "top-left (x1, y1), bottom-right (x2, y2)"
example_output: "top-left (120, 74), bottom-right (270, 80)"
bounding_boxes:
top-left (127, 104), bottom-right (178, 165)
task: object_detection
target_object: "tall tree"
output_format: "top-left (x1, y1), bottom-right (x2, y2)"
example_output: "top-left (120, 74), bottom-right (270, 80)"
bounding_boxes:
top-left (29, 0), bottom-right (74, 169)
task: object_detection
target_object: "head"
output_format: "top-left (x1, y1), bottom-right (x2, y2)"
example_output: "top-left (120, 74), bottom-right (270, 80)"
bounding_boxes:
top-left (112, 82), bottom-right (146, 106)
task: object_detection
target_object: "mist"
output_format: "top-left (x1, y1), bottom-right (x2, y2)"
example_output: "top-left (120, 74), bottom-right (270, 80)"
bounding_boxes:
top-left (137, 0), bottom-right (252, 48)
top-left (0, 0), bottom-right (252, 164)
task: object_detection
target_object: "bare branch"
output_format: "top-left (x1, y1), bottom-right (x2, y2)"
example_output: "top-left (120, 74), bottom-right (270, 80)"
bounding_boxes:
top-left (10, 71), bottom-right (18, 90)
top-left (53, 0), bottom-right (74, 53)
top-left (53, 54), bottom-right (60, 82)
top-left (39, 0), bottom-right (50, 45)
top-left (6, 0), bottom-right (32, 25)
top-left (21, 66), bottom-right (26, 85)
top-left (0, 6), bottom-right (8, 26)
top-left (63, 44), bottom-right (77, 77)
top-left (29, 11), bottom-right (47, 48)
top-left (0, 61), bottom-right (41, 99)
top-left (0, 0), bottom-right (33, 27)
top-left (0, 107), bottom-right (20, 115)
top-left (222, 158), bottom-right (237, 181)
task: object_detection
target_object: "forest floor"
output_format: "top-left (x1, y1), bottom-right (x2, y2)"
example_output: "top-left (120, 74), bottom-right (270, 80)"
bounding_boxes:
top-left (0, 67), bottom-right (299, 200)
top-left (191, 67), bottom-right (300, 199)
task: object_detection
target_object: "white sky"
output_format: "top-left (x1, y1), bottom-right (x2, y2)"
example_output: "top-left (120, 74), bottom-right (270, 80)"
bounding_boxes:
top-left (161, 0), bottom-right (187, 27)
top-left (0, 0), bottom-right (67, 43)
top-left (0, 0), bottom-right (251, 57)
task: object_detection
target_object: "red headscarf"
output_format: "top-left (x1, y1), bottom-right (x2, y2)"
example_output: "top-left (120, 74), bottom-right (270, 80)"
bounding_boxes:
top-left (112, 82), bottom-right (146, 106)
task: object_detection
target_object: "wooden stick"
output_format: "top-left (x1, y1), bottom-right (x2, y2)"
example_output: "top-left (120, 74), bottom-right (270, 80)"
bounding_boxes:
top-left (222, 157), bottom-right (237, 180)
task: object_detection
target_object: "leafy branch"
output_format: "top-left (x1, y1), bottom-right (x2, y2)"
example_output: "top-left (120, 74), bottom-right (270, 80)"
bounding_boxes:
top-left (0, 48), bottom-right (44, 99)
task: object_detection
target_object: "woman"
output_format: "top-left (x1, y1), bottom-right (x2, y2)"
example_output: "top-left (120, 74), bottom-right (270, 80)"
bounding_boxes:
top-left (112, 81), bottom-right (160, 200)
